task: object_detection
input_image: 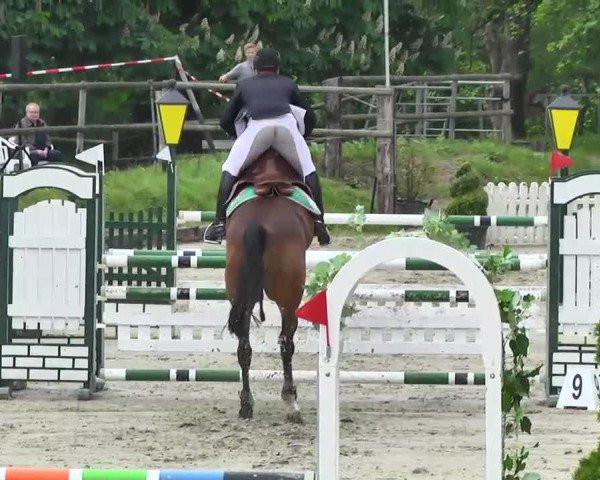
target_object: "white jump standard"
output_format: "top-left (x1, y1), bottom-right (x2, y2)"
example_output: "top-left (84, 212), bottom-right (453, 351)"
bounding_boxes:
top-left (312, 237), bottom-right (504, 479)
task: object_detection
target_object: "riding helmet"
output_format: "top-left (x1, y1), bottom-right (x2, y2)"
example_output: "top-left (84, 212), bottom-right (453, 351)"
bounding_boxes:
top-left (254, 47), bottom-right (280, 71)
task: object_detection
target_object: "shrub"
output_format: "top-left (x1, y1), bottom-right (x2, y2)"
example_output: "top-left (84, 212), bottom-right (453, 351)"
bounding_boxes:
top-left (445, 161), bottom-right (488, 215)
top-left (573, 441), bottom-right (600, 480)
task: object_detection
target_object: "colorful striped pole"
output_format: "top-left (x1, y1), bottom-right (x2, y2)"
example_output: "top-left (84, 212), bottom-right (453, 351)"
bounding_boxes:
top-left (177, 210), bottom-right (548, 227)
top-left (0, 468), bottom-right (313, 480)
top-left (101, 286), bottom-right (546, 303)
top-left (101, 252), bottom-right (547, 271)
top-left (100, 368), bottom-right (487, 385)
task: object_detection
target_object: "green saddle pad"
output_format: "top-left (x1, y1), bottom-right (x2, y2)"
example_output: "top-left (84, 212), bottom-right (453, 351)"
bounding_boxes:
top-left (226, 185), bottom-right (321, 218)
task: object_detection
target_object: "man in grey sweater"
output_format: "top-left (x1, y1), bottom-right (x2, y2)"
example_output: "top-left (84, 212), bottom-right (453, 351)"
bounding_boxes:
top-left (219, 42), bottom-right (257, 83)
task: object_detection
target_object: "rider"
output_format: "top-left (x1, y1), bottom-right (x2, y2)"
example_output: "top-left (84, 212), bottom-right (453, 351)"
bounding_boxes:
top-left (204, 47), bottom-right (331, 246)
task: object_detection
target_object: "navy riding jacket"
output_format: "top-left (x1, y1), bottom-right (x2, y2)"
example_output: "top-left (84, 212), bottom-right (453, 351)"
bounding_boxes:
top-left (219, 72), bottom-right (316, 138)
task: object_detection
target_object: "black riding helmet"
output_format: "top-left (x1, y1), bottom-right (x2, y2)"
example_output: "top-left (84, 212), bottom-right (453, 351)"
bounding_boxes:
top-left (254, 47), bottom-right (280, 71)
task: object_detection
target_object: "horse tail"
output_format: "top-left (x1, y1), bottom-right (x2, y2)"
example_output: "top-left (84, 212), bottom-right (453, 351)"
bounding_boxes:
top-left (228, 221), bottom-right (266, 337)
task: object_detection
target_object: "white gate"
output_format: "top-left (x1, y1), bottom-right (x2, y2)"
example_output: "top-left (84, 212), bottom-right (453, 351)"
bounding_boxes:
top-left (9, 200), bottom-right (88, 332)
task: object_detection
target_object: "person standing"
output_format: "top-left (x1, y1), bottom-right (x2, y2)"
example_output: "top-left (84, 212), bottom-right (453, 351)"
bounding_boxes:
top-left (219, 42), bottom-right (257, 83)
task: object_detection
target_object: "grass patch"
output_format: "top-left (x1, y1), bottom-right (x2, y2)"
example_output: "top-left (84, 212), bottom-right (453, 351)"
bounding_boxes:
top-left (100, 133), bottom-right (600, 214)
top-left (104, 152), bottom-right (372, 214)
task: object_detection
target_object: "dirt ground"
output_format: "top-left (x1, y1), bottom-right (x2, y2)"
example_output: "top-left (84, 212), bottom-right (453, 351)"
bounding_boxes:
top-left (1, 237), bottom-right (598, 479)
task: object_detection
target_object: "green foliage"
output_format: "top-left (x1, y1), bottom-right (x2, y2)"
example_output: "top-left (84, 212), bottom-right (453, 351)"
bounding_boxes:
top-left (479, 245), bottom-right (515, 283)
top-left (398, 210), bottom-right (541, 480)
top-left (445, 190), bottom-right (489, 215)
top-left (445, 162), bottom-right (488, 215)
top-left (98, 153), bottom-right (371, 214)
top-left (304, 202), bottom-right (369, 326)
top-left (348, 204), bottom-right (367, 234)
top-left (573, 441), bottom-right (600, 480)
top-left (397, 139), bottom-right (434, 202)
top-left (305, 253), bottom-right (359, 322)
top-left (449, 171), bottom-right (483, 197)
top-left (422, 212), bottom-right (472, 250)
top-left (496, 287), bottom-right (542, 480)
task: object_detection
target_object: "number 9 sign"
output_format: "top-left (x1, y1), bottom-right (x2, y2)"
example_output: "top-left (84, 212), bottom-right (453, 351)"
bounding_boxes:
top-left (557, 366), bottom-right (600, 410)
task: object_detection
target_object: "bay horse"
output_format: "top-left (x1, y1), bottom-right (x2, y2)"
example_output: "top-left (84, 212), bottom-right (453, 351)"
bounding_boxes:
top-left (224, 148), bottom-right (315, 423)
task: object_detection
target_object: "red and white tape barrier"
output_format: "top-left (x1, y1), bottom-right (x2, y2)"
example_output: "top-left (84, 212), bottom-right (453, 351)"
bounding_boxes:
top-left (0, 55), bottom-right (178, 80)
top-left (173, 56), bottom-right (230, 102)
top-left (0, 54), bottom-right (229, 102)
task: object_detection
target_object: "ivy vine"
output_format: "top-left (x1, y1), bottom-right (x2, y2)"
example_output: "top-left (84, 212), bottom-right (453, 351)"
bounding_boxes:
top-left (304, 207), bottom-right (542, 480)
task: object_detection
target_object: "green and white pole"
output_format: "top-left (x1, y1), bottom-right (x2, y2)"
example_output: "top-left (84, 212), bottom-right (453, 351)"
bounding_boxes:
top-left (101, 368), bottom-right (487, 385)
top-left (177, 211), bottom-right (548, 227)
top-left (101, 252), bottom-right (547, 271)
top-left (101, 285), bottom-right (546, 303)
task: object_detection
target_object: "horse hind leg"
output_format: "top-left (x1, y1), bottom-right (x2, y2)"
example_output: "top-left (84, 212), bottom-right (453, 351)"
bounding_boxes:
top-left (230, 304), bottom-right (254, 419)
top-left (279, 307), bottom-right (303, 424)
top-left (238, 333), bottom-right (254, 419)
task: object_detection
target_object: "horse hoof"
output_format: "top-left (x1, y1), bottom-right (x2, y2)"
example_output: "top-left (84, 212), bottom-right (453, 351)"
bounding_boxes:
top-left (239, 404), bottom-right (254, 419)
top-left (286, 410), bottom-right (304, 425)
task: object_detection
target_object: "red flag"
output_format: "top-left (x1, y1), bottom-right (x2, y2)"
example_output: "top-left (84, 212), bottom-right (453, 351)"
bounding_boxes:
top-left (296, 289), bottom-right (330, 346)
top-left (550, 149), bottom-right (574, 173)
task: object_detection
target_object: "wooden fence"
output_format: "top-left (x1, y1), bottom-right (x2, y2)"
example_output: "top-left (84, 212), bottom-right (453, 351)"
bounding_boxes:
top-left (0, 79), bottom-right (398, 212)
top-left (0, 74), bottom-right (517, 213)
top-left (319, 74), bottom-right (515, 181)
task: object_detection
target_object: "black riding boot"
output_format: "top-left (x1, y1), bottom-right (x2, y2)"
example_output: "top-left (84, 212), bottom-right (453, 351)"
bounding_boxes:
top-left (304, 171), bottom-right (331, 246)
top-left (204, 171), bottom-right (237, 244)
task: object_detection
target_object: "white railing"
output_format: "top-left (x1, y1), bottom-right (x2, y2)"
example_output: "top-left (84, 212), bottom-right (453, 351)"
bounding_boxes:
top-left (484, 181), bottom-right (549, 245)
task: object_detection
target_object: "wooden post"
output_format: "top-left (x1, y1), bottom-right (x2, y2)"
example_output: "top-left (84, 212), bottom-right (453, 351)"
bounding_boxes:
top-left (596, 97), bottom-right (600, 134)
top-left (149, 83), bottom-right (158, 157)
top-left (111, 131), bottom-right (119, 164)
top-left (501, 80), bottom-right (512, 143)
top-left (324, 77), bottom-right (342, 178)
top-left (76, 89), bottom-right (87, 153)
top-left (415, 87), bottom-right (423, 136)
top-left (478, 99), bottom-right (484, 138)
top-left (364, 95), bottom-right (376, 130)
top-left (175, 66), bottom-right (215, 152)
top-left (448, 80), bottom-right (458, 140)
top-left (376, 90), bottom-right (396, 213)
top-left (154, 90), bottom-right (166, 155)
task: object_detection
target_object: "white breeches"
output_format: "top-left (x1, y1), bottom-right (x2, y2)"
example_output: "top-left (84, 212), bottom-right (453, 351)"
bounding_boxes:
top-left (221, 113), bottom-right (315, 177)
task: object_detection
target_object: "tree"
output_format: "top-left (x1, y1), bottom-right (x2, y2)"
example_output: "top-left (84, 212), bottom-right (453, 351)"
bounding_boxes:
top-left (530, 0), bottom-right (600, 131)
top-left (412, 0), bottom-right (542, 139)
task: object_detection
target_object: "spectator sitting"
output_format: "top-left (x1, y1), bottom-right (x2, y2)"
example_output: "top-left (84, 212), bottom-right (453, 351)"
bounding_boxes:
top-left (15, 102), bottom-right (62, 165)
top-left (218, 42), bottom-right (257, 83)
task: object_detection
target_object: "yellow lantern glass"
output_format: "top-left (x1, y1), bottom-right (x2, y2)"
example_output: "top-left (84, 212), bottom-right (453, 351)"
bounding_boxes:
top-left (156, 88), bottom-right (190, 146)
top-left (547, 91), bottom-right (581, 151)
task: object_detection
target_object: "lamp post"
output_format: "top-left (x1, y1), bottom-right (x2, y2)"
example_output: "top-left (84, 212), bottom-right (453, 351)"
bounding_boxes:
top-left (155, 83), bottom-right (189, 270)
top-left (547, 85), bottom-right (581, 177)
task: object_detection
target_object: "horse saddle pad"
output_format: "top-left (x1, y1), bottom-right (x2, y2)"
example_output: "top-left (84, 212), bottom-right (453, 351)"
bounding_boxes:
top-left (226, 185), bottom-right (321, 218)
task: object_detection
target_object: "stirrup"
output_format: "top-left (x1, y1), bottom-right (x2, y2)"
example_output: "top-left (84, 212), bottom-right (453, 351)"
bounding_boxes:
top-left (204, 221), bottom-right (226, 244)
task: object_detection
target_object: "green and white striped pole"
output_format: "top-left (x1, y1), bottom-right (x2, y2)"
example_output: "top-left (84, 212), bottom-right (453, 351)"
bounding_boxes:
top-left (101, 368), bottom-right (487, 385)
top-left (102, 252), bottom-right (547, 271)
top-left (177, 211), bottom-right (548, 227)
top-left (101, 285), bottom-right (546, 303)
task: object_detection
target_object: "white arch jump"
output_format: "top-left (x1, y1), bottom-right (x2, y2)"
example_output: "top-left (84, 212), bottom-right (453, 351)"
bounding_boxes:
top-left (315, 237), bottom-right (504, 480)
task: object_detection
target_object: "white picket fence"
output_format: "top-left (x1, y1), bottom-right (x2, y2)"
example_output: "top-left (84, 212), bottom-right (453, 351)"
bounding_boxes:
top-left (484, 182), bottom-right (549, 245)
top-left (484, 181), bottom-right (600, 245)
